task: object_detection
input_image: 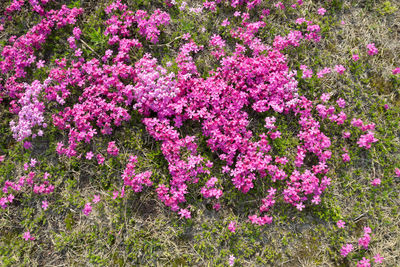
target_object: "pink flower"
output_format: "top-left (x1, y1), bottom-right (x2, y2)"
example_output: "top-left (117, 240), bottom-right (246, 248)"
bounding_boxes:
top-left (371, 178), bottom-right (381, 186)
top-left (41, 200), bottom-right (49, 210)
top-left (82, 202), bottom-right (92, 215)
top-left (352, 54), bottom-right (360, 61)
top-left (213, 202), bottom-right (221, 211)
top-left (367, 43), bottom-right (378, 56)
top-left (23, 231), bottom-right (35, 241)
top-left (0, 155), bottom-right (5, 162)
top-left (221, 19), bottom-right (230, 27)
top-left (373, 254), bottom-right (384, 264)
top-left (86, 151), bottom-right (94, 160)
top-left (336, 98), bottom-right (346, 108)
top-left (363, 227), bottom-right (372, 234)
top-left (182, 33), bottom-right (191, 40)
top-left (334, 65), bottom-right (346, 74)
top-left (36, 60), bottom-right (45, 68)
top-left (228, 221), bottom-right (236, 233)
top-left (229, 255), bottom-right (235, 266)
top-left (92, 195), bottom-right (101, 204)
top-left (23, 141), bottom-right (32, 150)
top-left (75, 48), bottom-right (82, 57)
top-left (97, 154), bottom-right (105, 165)
top-left (320, 93), bottom-right (332, 103)
top-left (340, 243), bottom-right (353, 257)
top-left (357, 257), bottom-right (370, 267)
top-left (395, 168), bottom-right (400, 177)
top-left (178, 208), bottom-right (191, 219)
top-left (317, 8), bottom-right (326, 16)
top-left (358, 233), bottom-right (371, 249)
top-left (337, 220), bottom-right (345, 228)
top-left (342, 153), bottom-right (350, 162)
top-left (107, 141), bottom-right (119, 156)
top-left (392, 67), bottom-right (400, 74)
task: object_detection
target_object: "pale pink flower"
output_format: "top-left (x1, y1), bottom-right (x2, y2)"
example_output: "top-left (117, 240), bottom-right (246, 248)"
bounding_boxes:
top-left (93, 195), bottom-right (101, 204)
top-left (373, 254), bottom-right (384, 264)
top-left (317, 8), bottom-right (326, 16)
top-left (229, 255), bottom-right (235, 266)
top-left (337, 220), bottom-right (345, 228)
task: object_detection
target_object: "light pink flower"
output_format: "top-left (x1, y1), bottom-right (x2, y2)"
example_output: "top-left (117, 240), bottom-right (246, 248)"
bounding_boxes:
top-left (228, 221), bottom-right (236, 233)
top-left (337, 220), bottom-right (345, 228)
top-left (42, 200), bottom-right (49, 210)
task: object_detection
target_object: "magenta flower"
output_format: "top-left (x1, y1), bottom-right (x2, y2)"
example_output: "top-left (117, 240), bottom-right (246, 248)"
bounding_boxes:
top-left (373, 254), bottom-right (384, 264)
top-left (357, 257), bottom-right (370, 267)
top-left (371, 178), bottom-right (381, 186)
top-left (336, 220), bottom-right (345, 228)
top-left (178, 208), bottom-right (191, 219)
top-left (334, 65), bottom-right (346, 74)
top-left (82, 202), bottom-right (92, 216)
top-left (221, 19), bottom-right (230, 27)
top-left (342, 153), bottom-right (350, 162)
top-left (107, 141), bottom-right (119, 156)
top-left (317, 8), bottom-right (326, 16)
top-left (352, 54), bottom-right (360, 61)
top-left (367, 43), bottom-right (378, 56)
top-left (41, 200), bottom-right (49, 210)
top-left (23, 231), bottom-right (35, 241)
top-left (340, 243), bottom-right (353, 257)
top-left (395, 168), bottom-right (400, 177)
top-left (228, 221), bottom-right (236, 233)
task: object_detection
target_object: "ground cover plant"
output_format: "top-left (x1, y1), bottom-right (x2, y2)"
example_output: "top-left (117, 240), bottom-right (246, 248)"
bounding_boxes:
top-left (0, 0), bottom-right (399, 266)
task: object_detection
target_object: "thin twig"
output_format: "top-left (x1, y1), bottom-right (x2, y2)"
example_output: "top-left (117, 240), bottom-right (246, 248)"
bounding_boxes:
top-left (149, 35), bottom-right (183, 48)
top-left (79, 39), bottom-right (101, 58)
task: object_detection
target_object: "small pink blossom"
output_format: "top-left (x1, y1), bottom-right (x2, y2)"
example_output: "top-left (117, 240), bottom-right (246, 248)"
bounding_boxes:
top-left (228, 221), bottom-right (236, 233)
top-left (367, 43), bottom-right (378, 56)
top-left (36, 60), bottom-right (45, 68)
top-left (340, 243), bottom-right (353, 257)
top-left (229, 255), bottom-right (235, 266)
top-left (371, 178), bottom-right (381, 186)
top-left (336, 98), bottom-right (346, 108)
top-left (337, 220), bottom-right (345, 228)
top-left (23, 231), bottom-right (35, 241)
top-left (342, 153), bottom-right (350, 162)
top-left (82, 202), bottom-right (92, 215)
top-left (178, 208), bottom-right (191, 219)
top-left (221, 19), bottom-right (230, 27)
top-left (352, 54), bottom-right (360, 61)
top-left (86, 151), bottom-right (94, 160)
top-left (92, 195), bottom-right (101, 204)
top-left (373, 254), bottom-right (384, 264)
top-left (395, 168), bottom-right (400, 177)
top-left (317, 8), bottom-right (326, 16)
top-left (41, 200), bottom-right (49, 210)
top-left (182, 33), bottom-right (191, 40)
top-left (357, 257), bottom-right (370, 267)
top-left (334, 65), bottom-right (346, 74)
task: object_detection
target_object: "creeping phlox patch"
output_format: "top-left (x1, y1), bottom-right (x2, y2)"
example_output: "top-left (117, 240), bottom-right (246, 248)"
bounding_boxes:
top-left (0, 1), bottom-right (396, 264)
